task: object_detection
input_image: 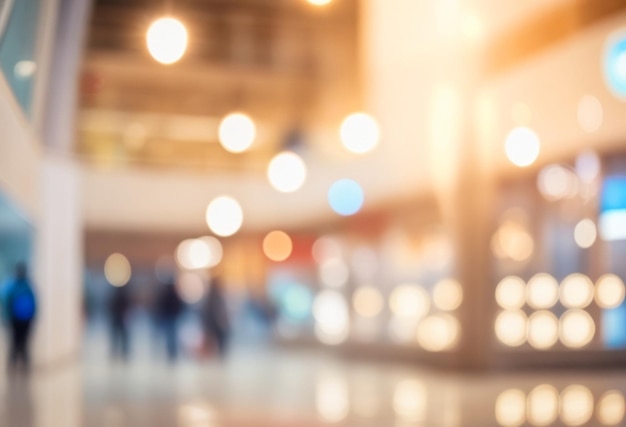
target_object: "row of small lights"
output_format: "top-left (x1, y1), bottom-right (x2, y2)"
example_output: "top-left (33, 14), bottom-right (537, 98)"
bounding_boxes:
top-left (496, 385), bottom-right (624, 427)
top-left (494, 273), bottom-right (625, 349)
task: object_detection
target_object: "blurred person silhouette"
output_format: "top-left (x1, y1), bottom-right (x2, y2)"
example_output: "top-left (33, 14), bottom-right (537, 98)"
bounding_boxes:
top-left (202, 276), bottom-right (230, 357)
top-left (2, 263), bottom-right (37, 372)
top-left (108, 284), bottom-right (131, 360)
top-left (156, 278), bottom-right (184, 362)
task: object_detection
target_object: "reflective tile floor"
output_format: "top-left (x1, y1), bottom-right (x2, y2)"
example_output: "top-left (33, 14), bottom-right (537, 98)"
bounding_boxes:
top-left (2, 343), bottom-right (626, 427)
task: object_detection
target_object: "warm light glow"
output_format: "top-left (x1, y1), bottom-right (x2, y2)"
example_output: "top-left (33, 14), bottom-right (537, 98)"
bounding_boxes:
top-left (313, 290), bottom-right (349, 345)
top-left (177, 271), bottom-right (205, 304)
top-left (263, 231), bottom-right (293, 262)
top-left (416, 314), bottom-right (460, 352)
top-left (218, 112), bottom-right (256, 153)
top-left (505, 127), bottom-right (540, 167)
top-left (495, 276), bottom-right (526, 309)
top-left (597, 390), bottom-right (625, 425)
top-left (393, 379), bottom-right (427, 422)
top-left (205, 196), bottom-right (243, 237)
top-left (432, 278), bottom-right (463, 311)
top-left (328, 179), bottom-right (364, 216)
top-left (527, 384), bottom-right (559, 426)
top-left (577, 95), bottom-right (604, 133)
top-left (560, 385), bottom-right (594, 426)
top-left (495, 389), bottom-right (526, 427)
top-left (267, 151), bottom-right (307, 193)
top-left (389, 284), bottom-right (430, 319)
top-left (527, 273), bottom-right (559, 309)
top-left (537, 165), bottom-right (579, 201)
top-left (560, 274), bottom-right (594, 309)
top-left (527, 311), bottom-right (559, 350)
top-left (493, 218), bottom-right (534, 262)
top-left (574, 219), bottom-right (597, 249)
top-left (352, 286), bottom-right (384, 318)
top-left (176, 239), bottom-right (210, 270)
top-left (312, 236), bottom-right (343, 264)
top-left (319, 258), bottom-right (349, 288)
top-left (595, 274), bottom-right (626, 309)
top-left (388, 316), bottom-right (420, 343)
top-left (316, 374), bottom-right (349, 422)
top-left (559, 309), bottom-right (595, 348)
top-left (146, 17), bottom-right (188, 64)
top-left (104, 253), bottom-right (132, 287)
top-left (307, 0), bottom-right (332, 5)
top-left (340, 112), bottom-right (380, 154)
top-left (495, 310), bottom-right (527, 347)
top-left (200, 236), bottom-right (223, 268)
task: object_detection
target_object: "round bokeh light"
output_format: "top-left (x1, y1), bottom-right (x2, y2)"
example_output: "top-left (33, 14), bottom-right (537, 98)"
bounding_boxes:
top-left (328, 179), bottom-right (364, 216)
top-left (267, 151), bottom-right (307, 193)
top-left (505, 126), bottom-right (540, 167)
top-left (205, 196), bottom-right (243, 237)
top-left (218, 112), bottom-right (256, 153)
top-left (146, 17), bottom-right (188, 65)
top-left (340, 112), bottom-right (380, 154)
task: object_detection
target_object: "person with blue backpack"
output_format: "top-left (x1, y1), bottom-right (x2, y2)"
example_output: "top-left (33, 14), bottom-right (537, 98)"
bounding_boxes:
top-left (2, 263), bottom-right (37, 371)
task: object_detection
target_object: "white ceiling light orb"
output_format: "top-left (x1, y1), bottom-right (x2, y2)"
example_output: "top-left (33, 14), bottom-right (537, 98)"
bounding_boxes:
top-left (560, 274), bottom-right (594, 309)
top-left (218, 112), bottom-right (256, 153)
top-left (595, 274), bottom-right (626, 309)
top-left (205, 196), bottom-right (243, 237)
top-left (176, 239), bottom-right (211, 270)
top-left (505, 126), bottom-right (541, 167)
top-left (267, 151), bottom-right (307, 193)
top-left (307, 0), bottom-right (332, 5)
top-left (340, 112), bottom-right (380, 154)
top-left (526, 273), bottom-right (559, 309)
top-left (146, 17), bottom-right (188, 65)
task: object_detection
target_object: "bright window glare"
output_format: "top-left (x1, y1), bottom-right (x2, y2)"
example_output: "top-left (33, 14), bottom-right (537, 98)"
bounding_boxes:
top-left (146, 17), bottom-right (188, 64)
top-left (505, 127), bottom-right (540, 167)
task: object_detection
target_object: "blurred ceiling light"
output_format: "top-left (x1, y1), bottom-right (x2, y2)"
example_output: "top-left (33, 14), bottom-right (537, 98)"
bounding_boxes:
top-left (559, 309), bottom-right (595, 348)
top-left (494, 219), bottom-right (534, 262)
top-left (574, 219), bottom-right (597, 249)
top-left (577, 95), bottom-right (604, 133)
top-left (416, 314), bottom-right (460, 352)
top-left (505, 127), bottom-right (540, 167)
top-left (537, 164), bottom-right (579, 201)
top-left (340, 112), bottom-right (380, 154)
top-left (495, 389), bottom-right (526, 427)
top-left (432, 278), bottom-right (463, 311)
top-left (352, 286), bottom-right (384, 318)
top-left (177, 271), bottom-right (205, 304)
top-left (495, 310), bottom-right (527, 347)
top-left (176, 238), bottom-right (211, 270)
top-left (595, 274), bottom-right (626, 309)
top-left (527, 311), bottom-right (559, 350)
top-left (560, 385), bottom-right (594, 426)
top-left (104, 253), bottom-right (131, 287)
top-left (205, 196), bottom-right (243, 237)
top-left (495, 276), bottom-right (526, 310)
top-left (307, 0), bottom-right (332, 5)
top-left (319, 258), bottom-right (349, 288)
top-left (560, 274), bottom-right (594, 309)
top-left (13, 60), bottom-right (36, 79)
top-left (313, 290), bottom-right (349, 345)
top-left (389, 284), bottom-right (430, 319)
top-left (146, 17), bottom-right (188, 65)
top-left (316, 374), bottom-right (349, 422)
top-left (603, 30), bottom-right (626, 99)
top-left (511, 103), bottom-right (532, 125)
top-left (328, 179), bottom-right (364, 216)
top-left (393, 379), bottom-right (427, 422)
top-left (267, 151), bottom-right (306, 193)
top-left (263, 230), bottom-right (293, 262)
top-left (575, 151), bottom-right (601, 184)
top-left (597, 390), bottom-right (625, 425)
top-left (527, 273), bottom-right (559, 309)
top-left (527, 384), bottom-right (559, 426)
top-left (218, 112), bottom-right (256, 153)
top-left (199, 236), bottom-right (223, 268)
top-left (312, 236), bottom-right (343, 264)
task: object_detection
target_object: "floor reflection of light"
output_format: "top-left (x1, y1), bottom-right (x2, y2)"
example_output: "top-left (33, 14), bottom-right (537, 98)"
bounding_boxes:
top-left (316, 374), bottom-right (349, 423)
top-left (527, 311), bottom-right (559, 350)
top-left (527, 273), bottom-right (559, 309)
top-left (527, 384), bottom-right (559, 426)
top-left (177, 402), bottom-right (217, 426)
top-left (313, 290), bottom-right (350, 345)
top-left (597, 390), bottom-right (625, 425)
top-left (595, 274), bottom-right (626, 309)
top-left (560, 385), bottom-right (594, 426)
top-left (495, 310), bottom-right (527, 347)
top-left (496, 276), bottom-right (526, 309)
top-left (416, 314), bottom-right (460, 352)
top-left (559, 309), bottom-right (595, 348)
top-left (393, 379), bottom-right (427, 422)
top-left (495, 389), bottom-right (526, 427)
top-left (560, 274), bottom-right (594, 309)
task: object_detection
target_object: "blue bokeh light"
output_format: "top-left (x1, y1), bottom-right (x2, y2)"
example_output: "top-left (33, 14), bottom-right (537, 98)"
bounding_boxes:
top-left (604, 30), bottom-right (626, 99)
top-left (269, 278), bottom-right (313, 323)
top-left (328, 179), bottom-right (364, 216)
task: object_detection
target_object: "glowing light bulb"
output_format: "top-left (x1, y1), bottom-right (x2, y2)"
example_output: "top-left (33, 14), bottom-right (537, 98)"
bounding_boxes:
top-left (205, 196), bottom-right (243, 237)
top-left (340, 112), bottom-right (380, 154)
top-left (505, 127), bottom-right (540, 167)
top-left (267, 151), bottom-right (307, 193)
top-left (218, 113), bottom-right (256, 153)
top-left (146, 17), bottom-right (188, 65)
